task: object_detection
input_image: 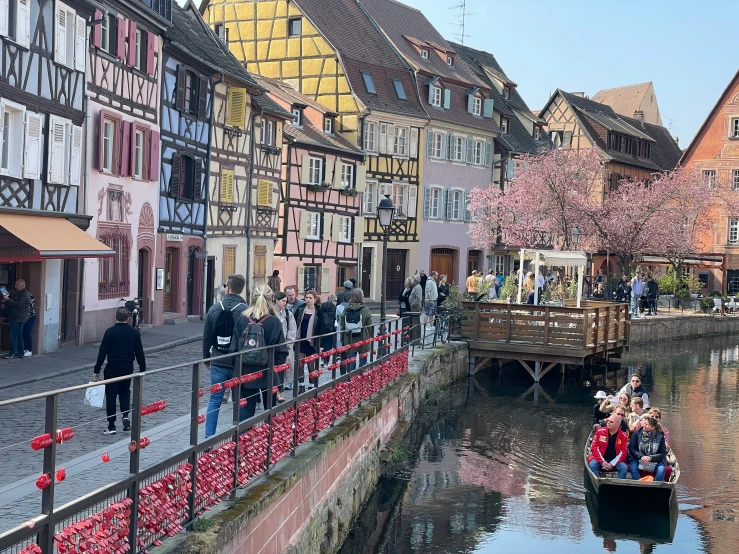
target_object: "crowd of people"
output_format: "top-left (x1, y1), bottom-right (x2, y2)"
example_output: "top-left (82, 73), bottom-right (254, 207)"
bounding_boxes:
top-left (588, 373), bottom-right (671, 482)
top-left (397, 269), bottom-right (448, 339)
top-left (613, 270), bottom-right (660, 318)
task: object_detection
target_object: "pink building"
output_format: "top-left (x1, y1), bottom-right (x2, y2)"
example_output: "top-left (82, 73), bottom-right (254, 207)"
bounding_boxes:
top-left (257, 78), bottom-right (366, 295)
top-left (82, 3), bottom-right (165, 341)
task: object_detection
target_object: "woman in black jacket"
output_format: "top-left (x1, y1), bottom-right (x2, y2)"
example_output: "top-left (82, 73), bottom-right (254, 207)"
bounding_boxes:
top-left (628, 416), bottom-right (666, 481)
top-left (230, 285), bottom-right (288, 420)
top-left (398, 278), bottom-right (412, 315)
top-left (319, 294), bottom-right (337, 365)
top-left (296, 290), bottom-right (326, 389)
top-left (437, 274), bottom-right (450, 307)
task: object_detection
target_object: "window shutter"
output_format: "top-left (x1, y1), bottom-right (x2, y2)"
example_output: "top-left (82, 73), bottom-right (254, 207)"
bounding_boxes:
top-left (198, 76), bottom-right (209, 120)
top-left (353, 216), bottom-right (364, 243)
top-left (427, 86), bottom-right (434, 105)
top-left (466, 137), bottom-right (474, 164)
top-left (484, 141), bottom-right (492, 167)
top-left (17, 0), bottom-right (30, 48)
top-left (327, 214), bottom-right (337, 242)
top-left (97, 111), bottom-right (105, 170)
top-left (443, 89), bottom-right (451, 110)
top-left (298, 211), bottom-right (308, 239)
top-left (423, 186), bottom-right (430, 218)
top-left (297, 266), bottom-right (305, 292)
top-left (443, 189), bottom-right (451, 220)
top-left (193, 158), bottom-right (203, 200)
top-left (0, 0), bottom-right (8, 36)
top-left (69, 125), bottom-right (82, 186)
top-left (506, 158), bottom-right (515, 179)
top-left (258, 180), bottom-right (271, 206)
top-left (410, 127), bottom-right (418, 158)
top-left (146, 32), bottom-right (156, 76)
top-left (333, 161), bottom-right (343, 189)
top-left (408, 185), bottom-right (417, 218)
top-left (355, 164), bottom-right (366, 192)
top-left (378, 123), bottom-right (387, 154)
top-left (300, 154), bottom-right (310, 185)
top-left (425, 130), bottom-right (433, 158)
top-left (320, 266), bottom-right (330, 294)
top-left (324, 158), bottom-right (334, 186)
top-left (221, 169), bottom-right (234, 203)
top-left (464, 190), bottom-right (472, 222)
top-left (563, 130), bottom-right (573, 147)
top-left (467, 93), bottom-right (474, 114)
top-left (54, 3), bottom-right (67, 65)
top-left (126, 20), bottom-right (137, 66)
top-left (176, 65), bottom-right (186, 112)
top-left (48, 116), bottom-right (67, 184)
top-left (483, 98), bottom-right (494, 118)
top-left (116, 17), bottom-right (126, 60)
top-left (227, 87), bottom-right (246, 127)
top-left (149, 130), bottom-right (160, 182)
top-left (385, 124), bottom-right (394, 154)
top-left (120, 121), bottom-right (131, 177)
top-left (91, 9), bottom-right (102, 48)
top-left (23, 111), bottom-right (42, 179)
top-left (170, 153), bottom-right (181, 195)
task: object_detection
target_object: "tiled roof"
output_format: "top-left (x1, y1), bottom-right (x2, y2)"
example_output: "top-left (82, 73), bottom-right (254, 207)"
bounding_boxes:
top-left (169, 1), bottom-right (258, 88)
top-left (592, 82), bottom-right (652, 119)
top-left (503, 116), bottom-right (548, 155)
top-left (359, 0), bottom-right (485, 87)
top-left (295, 0), bottom-right (426, 119)
top-left (252, 89), bottom-right (293, 119)
top-left (424, 81), bottom-right (500, 134)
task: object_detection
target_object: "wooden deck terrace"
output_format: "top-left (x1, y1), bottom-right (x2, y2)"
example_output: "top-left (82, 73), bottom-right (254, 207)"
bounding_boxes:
top-left (460, 301), bottom-right (631, 380)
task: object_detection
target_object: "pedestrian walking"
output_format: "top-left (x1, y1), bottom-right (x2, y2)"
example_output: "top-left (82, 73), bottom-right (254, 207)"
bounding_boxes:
top-left (424, 271), bottom-right (439, 330)
top-left (319, 294), bottom-right (337, 365)
top-left (631, 271), bottom-right (644, 318)
top-left (273, 291), bottom-right (297, 392)
top-left (3, 279), bottom-right (31, 359)
top-left (409, 275), bottom-right (423, 342)
top-left (93, 308), bottom-right (146, 435)
top-left (339, 288), bottom-right (373, 374)
top-left (336, 280), bottom-right (354, 304)
top-left (201, 274), bottom-right (248, 439)
top-left (267, 270), bottom-right (281, 293)
top-left (22, 290), bottom-right (35, 357)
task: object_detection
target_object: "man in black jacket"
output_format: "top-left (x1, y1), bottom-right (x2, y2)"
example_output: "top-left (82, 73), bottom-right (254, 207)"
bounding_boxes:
top-left (93, 308), bottom-right (146, 435)
top-left (4, 279), bottom-right (31, 359)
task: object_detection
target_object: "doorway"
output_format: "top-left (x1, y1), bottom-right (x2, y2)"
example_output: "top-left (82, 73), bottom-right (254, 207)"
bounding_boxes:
top-left (430, 248), bottom-right (455, 284)
top-left (137, 249), bottom-right (150, 323)
top-left (187, 246), bottom-right (203, 316)
top-left (386, 249), bottom-right (407, 300)
top-left (362, 248), bottom-right (373, 296)
top-left (60, 259), bottom-right (80, 345)
top-left (206, 256), bottom-right (215, 311)
top-left (467, 250), bottom-right (482, 276)
top-left (164, 248), bottom-right (176, 312)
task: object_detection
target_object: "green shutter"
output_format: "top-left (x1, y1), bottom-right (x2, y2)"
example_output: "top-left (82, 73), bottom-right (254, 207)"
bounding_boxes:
top-left (467, 93), bottom-right (474, 114)
top-left (483, 98), bottom-right (494, 118)
top-left (426, 129), bottom-right (433, 158)
top-left (484, 141), bottom-right (492, 167)
top-left (466, 138), bottom-right (474, 164)
top-left (443, 89), bottom-right (451, 110)
top-left (423, 186), bottom-right (431, 218)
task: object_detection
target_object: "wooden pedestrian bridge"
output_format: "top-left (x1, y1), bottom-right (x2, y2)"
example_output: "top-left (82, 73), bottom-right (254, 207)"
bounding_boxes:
top-left (459, 300), bottom-right (631, 381)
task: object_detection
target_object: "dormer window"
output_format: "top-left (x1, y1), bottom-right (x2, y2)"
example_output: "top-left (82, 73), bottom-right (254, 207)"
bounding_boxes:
top-left (430, 85), bottom-right (442, 107)
top-left (420, 49), bottom-right (429, 59)
top-left (324, 115), bottom-right (334, 134)
top-left (534, 126), bottom-right (540, 140)
top-left (214, 24), bottom-right (228, 46)
top-left (472, 97), bottom-right (482, 116)
top-left (446, 55), bottom-right (453, 66)
top-left (291, 106), bottom-right (303, 127)
top-left (503, 87), bottom-right (510, 100)
top-left (501, 118), bottom-right (509, 134)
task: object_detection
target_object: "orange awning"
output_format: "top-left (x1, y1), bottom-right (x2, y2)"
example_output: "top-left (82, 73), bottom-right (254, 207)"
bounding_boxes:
top-left (0, 213), bottom-right (114, 259)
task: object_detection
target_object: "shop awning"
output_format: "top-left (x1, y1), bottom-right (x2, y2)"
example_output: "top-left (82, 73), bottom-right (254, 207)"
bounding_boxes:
top-left (0, 213), bottom-right (114, 259)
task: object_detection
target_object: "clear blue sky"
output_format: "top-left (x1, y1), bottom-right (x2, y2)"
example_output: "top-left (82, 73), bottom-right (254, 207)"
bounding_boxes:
top-left (398, 0), bottom-right (738, 146)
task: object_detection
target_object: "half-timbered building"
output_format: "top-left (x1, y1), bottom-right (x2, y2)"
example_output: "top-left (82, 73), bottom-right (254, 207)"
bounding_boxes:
top-left (201, 0), bottom-right (428, 300)
top-left (0, 0), bottom-right (114, 354)
top-left (82, 0), bottom-right (167, 341)
top-left (257, 76), bottom-right (365, 294)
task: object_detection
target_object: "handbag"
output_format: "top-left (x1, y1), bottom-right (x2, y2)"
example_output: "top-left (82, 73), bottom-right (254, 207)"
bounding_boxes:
top-left (638, 461), bottom-right (657, 472)
top-left (84, 383), bottom-right (105, 409)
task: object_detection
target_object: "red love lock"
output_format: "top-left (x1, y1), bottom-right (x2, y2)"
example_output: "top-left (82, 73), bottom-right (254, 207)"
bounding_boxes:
top-left (56, 467), bottom-right (67, 482)
top-left (210, 383), bottom-right (223, 393)
top-left (199, 387), bottom-right (204, 397)
top-left (139, 437), bottom-right (150, 449)
top-left (198, 414), bottom-right (205, 424)
top-left (35, 473), bottom-right (51, 490)
top-left (239, 398), bottom-right (247, 407)
top-left (31, 433), bottom-right (53, 451)
top-left (102, 451), bottom-right (110, 463)
top-left (128, 441), bottom-right (138, 452)
top-left (55, 427), bottom-right (74, 444)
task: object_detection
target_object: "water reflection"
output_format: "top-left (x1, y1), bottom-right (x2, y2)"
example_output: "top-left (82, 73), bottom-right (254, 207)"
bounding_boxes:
top-left (341, 335), bottom-right (739, 553)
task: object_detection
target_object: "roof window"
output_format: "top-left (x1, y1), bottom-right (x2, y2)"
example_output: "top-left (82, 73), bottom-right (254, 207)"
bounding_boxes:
top-left (392, 78), bottom-right (407, 101)
top-left (361, 71), bottom-right (376, 94)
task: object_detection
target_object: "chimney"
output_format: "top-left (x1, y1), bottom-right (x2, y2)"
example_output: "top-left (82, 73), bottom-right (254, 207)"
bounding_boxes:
top-left (571, 92), bottom-right (586, 98)
top-left (674, 136), bottom-right (679, 146)
top-left (633, 109), bottom-right (645, 125)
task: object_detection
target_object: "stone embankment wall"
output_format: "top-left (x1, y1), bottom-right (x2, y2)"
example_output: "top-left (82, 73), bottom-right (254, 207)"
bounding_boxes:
top-left (156, 343), bottom-right (468, 554)
top-left (630, 314), bottom-right (739, 344)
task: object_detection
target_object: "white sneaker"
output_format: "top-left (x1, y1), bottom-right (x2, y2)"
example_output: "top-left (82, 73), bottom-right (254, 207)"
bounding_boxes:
top-left (24, 351), bottom-right (31, 357)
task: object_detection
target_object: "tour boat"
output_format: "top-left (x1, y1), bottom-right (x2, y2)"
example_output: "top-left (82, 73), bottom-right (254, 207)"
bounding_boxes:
top-left (585, 490), bottom-right (678, 544)
top-left (584, 429), bottom-right (680, 504)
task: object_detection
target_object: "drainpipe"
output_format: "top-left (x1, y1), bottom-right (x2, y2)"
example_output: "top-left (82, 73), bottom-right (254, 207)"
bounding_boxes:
top-left (78, 55), bottom-right (91, 346)
top-left (245, 106), bottom-right (259, 303)
top-left (357, 113), bottom-right (366, 292)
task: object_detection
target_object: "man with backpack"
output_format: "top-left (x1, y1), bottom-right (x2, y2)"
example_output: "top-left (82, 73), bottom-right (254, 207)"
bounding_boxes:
top-left (340, 289), bottom-right (373, 374)
top-left (202, 274), bottom-right (247, 438)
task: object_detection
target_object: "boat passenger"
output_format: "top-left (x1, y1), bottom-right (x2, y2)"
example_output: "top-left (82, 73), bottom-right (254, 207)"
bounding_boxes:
top-left (592, 390), bottom-right (609, 424)
top-left (587, 415), bottom-right (629, 479)
top-left (627, 397), bottom-right (646, 431)
top-left (599, 392), bottom-right (631, 415)
top-left (628, 416), bottom-right (666, 481)
top-left (647, 407), bottom-right (670, 450)
top-left (593, 406), bottom-right (629, 434)
top-left (619, 373), bottom-right (649, 407)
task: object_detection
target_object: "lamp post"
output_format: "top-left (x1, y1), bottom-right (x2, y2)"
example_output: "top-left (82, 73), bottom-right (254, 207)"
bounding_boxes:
top-left (376, 194), bottom-right (395, 341)
top-left (570, 226), bottom-right (582, 249)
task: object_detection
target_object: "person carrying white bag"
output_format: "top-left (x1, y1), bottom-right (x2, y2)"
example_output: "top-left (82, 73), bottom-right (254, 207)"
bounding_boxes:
top-left (91, 308), bottom-right (146, 435)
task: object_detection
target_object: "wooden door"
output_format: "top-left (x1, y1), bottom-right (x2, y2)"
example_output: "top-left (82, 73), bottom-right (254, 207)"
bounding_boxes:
top-left (468, 250), bottom-right (482, 276)
top-left (386, 249), bottom-right (407, 300)
top-left (362, 248), bottom-right (372, 296)
top-left (430, 250), bottom-right (454, 281)
top-left (164, 249), bottom-right (174, 312)
top-left (138, 249), bottom-right (151, 323)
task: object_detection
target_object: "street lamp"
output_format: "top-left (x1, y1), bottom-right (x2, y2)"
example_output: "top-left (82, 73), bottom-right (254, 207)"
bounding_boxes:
top-left (570, 226), bottom-right (582, 249)
top-left (376, 194), bottom-right (395, 338)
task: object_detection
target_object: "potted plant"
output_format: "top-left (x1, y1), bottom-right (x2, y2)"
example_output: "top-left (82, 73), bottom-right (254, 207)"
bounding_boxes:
top-left (339, 186), bottom-right (358, 196)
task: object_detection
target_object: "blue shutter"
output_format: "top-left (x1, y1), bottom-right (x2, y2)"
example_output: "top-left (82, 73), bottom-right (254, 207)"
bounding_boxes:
top-left (466, 137), bottom-right (474, 164)
top-left (423, 186), bottom-right (431, 218)
top-left (484, 141), bottom-right (492, 167)
top-left (426, 130), bottom-right (434, 158)
top-left (443, 189), bottom-right (452, 220)
top-left (483, 98), bottom-right (494, 118)
top-left (428, 85), bottom-right (435, 105)
top-left (446, 133), bottom-right (454, 160)
top-left (464, 190), bottom-right (472, 222)
top-left (467, 93), bottom-right (474, 114)
top-left (443, 89), bottom-right (451, 110)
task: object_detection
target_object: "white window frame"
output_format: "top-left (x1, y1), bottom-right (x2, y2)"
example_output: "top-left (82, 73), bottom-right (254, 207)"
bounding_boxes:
top-left (135, 29), bottom-right (144, 71)
top-left (730, 217), bottom-right (739, 245)
top-left (341, 163), bottom-right (354, 189)
top-left (446, 55), bottom-right (453, 66)
top-left (261, 119), bottom-right (274, 146)
top-left (455, 136), bottom-right (465, 162)
top-left (429, 186), bottom-right (442, 219)
top-left (54, 2), bottom-right (80, 70)
top-left (364, 121), bottom-right (376, 151)
top-left (501, 118), bottom-right (509, 134)
top-left (472, 97), bottom-right (482, 116)
top-left (732, 118), bottom-right (739, 138)
top-left (534, 126), bottom-right (540, 140)
top-left (393, 183), bottom-right (407, 217)
top-left (102, 117), bottom-right (115, 173)
top-left (308, 157), bottom-right (323, 185)
top-left (393, 126), bottom-right (408, 156)
top-left (431, 132), bottom-right (443, 158)
top-left (134, 128), bottom-right (144, 179)
top-left (704, 170), bottom-right (717, 190)
top-left (1, 0), bottom-right (30, 48)
top-left (430, 86), bottom-right (442, 107)
top-left (494, 255), bottom-right (505, 275)
top-left (363, 180), bottom-right (376, 215)
top-left (451, 188), bottom-right (464, 220)
top-left (503, 87), bottom-right (510, 100)
top-left (0, 99), bottom-right (25, 178)
top-left (100, 14), bottom-right (110, 52)
top-left (324, 116), bottom-right (333, 134)
top-left (473, 140), bottom-right (484, 165)
top-left (307, 212), bottom-right (320, 240)
top-left (338, 215), bottom-right (351, 243)
top-left (420, 49), bottom-right (428, 59)
top-left (733, 169), bottom-right (739, 191)
top-left (291, 107), bottom-right (302, 127)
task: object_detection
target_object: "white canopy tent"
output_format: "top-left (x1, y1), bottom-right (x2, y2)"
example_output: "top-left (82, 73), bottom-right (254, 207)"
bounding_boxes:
top-left (515, 249), bottom-right (588, 308)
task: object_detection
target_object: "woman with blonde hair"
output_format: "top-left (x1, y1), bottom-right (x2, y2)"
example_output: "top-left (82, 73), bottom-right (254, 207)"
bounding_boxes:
top-left (230, 285), bottom-right (289, 419)
top-left (599, 391), bottom-right (632, 416)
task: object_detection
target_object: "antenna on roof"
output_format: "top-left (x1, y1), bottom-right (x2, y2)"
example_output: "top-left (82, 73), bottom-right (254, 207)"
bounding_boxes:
top-left (665, 116), bottom-right (675, 132)
top-left (449, 0), bottom-right (473, 45)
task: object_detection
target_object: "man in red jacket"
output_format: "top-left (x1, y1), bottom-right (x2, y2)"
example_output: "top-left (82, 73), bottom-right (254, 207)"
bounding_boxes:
top-left (587, 415), bottom-right (628, 478)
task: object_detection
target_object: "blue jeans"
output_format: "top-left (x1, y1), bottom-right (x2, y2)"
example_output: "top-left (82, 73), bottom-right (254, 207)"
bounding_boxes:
top-left (23, 315), bottom-right (35, 353)
top-left (630, 460), bottom-right (665, 481)
top-left (631, 291), bottom-right (640, 317)
top-left (588, 459), bottom-right (628, 479)
top-left (205, 364), bottom-right (249, 438)
top-left (9, 321), bottom-right (23, 357)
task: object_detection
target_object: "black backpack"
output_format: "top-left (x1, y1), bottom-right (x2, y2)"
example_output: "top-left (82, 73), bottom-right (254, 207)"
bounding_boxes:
top-left (213, 301), bottom-right (244, 354)
top-left (344, 308), bottom-right (363, 336)
top-left (237, 315), bottom-right (271, 365)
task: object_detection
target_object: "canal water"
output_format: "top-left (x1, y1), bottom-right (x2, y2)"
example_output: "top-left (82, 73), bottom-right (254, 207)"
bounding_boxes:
top-left (340, 336), bottom-right (739, 554)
